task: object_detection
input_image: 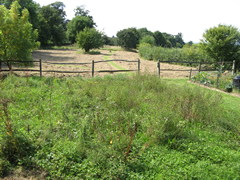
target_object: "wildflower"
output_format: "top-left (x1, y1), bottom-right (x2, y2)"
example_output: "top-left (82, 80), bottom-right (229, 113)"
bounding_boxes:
top-left (110, 140), bottom-right (112, 145)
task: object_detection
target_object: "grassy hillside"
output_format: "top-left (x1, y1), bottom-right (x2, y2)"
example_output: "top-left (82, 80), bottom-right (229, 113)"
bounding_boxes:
top-left (0, 74), bottom-right (239, 179)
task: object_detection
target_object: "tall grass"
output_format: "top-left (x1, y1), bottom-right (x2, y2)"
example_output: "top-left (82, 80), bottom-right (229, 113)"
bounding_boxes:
top-left (0, 74), bottom-right (239, 179)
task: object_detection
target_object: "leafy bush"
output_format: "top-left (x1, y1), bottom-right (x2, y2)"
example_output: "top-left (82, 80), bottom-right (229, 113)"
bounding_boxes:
top-left (76, 27), bottom-right (104, 52)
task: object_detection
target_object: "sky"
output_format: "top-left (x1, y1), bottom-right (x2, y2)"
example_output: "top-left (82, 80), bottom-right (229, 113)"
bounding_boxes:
top-left (36, 0), bottom-right (240, 43)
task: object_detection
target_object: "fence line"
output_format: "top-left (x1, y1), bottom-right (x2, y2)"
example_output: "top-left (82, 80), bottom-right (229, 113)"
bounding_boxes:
top-left (0, 59), bottom-right (140, 77)
top-left (157, 60), bottom-right (236, 77)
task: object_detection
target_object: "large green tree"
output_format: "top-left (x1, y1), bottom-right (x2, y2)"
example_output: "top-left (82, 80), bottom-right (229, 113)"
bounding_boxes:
top-left (154, 31), bottom-right (167, 47)
top-left (3, 0), bottom-right (40, 30)
top-left (137, 28), bottom-right (153, 39)
top-left (199, 24), bottom-right (240, 62)
top-left (140, 35), bottom-right (156, 46)
top-left (76, 27), bottom-right (104, 52)
top-left (162, 32), bottom-right (177, 47)
top-left (74, 5), bottom-right (94, 21)
top-left (0, 1), bottom-right (39, 70)
top-left (175, 32), bottom-right (185, 47)
top-left (39, 1), bottom-right (67, 45)
top-left (67, 16), bottom-right (95, 43)
top-left (117, 28), bottom-right (139, 50)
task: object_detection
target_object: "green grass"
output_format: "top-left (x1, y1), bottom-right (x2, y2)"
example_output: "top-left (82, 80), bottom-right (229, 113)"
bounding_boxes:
top-left (103, 50), bottom-right (126, 70)
top-left (39, 44), bottom-right (79, 50)
top-left (0, 74), bottom-right (239, 179)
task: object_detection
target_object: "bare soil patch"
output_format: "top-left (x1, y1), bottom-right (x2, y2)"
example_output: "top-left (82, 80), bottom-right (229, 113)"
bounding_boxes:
top-left (2, 49), bottom-right (198, 78)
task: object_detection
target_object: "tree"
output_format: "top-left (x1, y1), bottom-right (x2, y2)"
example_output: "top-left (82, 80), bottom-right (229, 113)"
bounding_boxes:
top-left (187, 41), bottom-right (193, 46)
top-left (199, 24), bottom-right (240, 62)
top-left (140, 35), bottom-right (156, 46)
top-left (3, 0), bottom-right (40, 30)
top-left (117, 28), bottom-right (139, 50)
top-left (154, 31), bottom-right (166, 47)
top-left (39, 2), bottom-right (67, 45)
top-left (76, 27), bottom-right (104, 52)
top-left (74, 5), bottom-right (91, 18)
top-left (67, 16), bottom-right (95, 43)
top-left (0, 1), bottom-right (39, 70)
top-left (175, 32), bottom-right (185, 47)
top-left (137, 28), bottom-right (154, 39)
top-left (37, 14), bottom-right (51, 45)
top-left (162, 32), bottom-right (177, 47)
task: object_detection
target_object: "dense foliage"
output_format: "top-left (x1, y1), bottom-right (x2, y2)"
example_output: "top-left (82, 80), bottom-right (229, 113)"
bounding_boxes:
top-left (76, 27), bottom-right (104, 52)
top-left (67, 16), bottom-right (95, 43)
top-left (3, 0), bottom-right (40, 30)
top-left (117, 28), bottom-right (140, 50)
top-left (0, 74), bottom-right (239, 179)
top-left (0, 1), bottom-right (39, 69)
top-left (199, 24), bottom-right (240, 62)
top-left (39, 2), bottom-right (68, 45)
top-left (138, 44), bottom-right (214, 64)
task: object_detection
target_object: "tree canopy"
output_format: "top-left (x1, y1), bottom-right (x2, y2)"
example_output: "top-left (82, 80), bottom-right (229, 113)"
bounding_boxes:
top-left (140, 35), bottom-right (156, 46)
top-left (154, 31), bottom-right (167, 47)
top-left (39, 1), bottom-right (67, 45)
top-left (0, 1), bottom-right (39, 69)
top-left (76, 27), bottom-right (104, 52)
top-left (199, 24), bottom-right (240, 62)
top-left (67, 16), bottom-right (95, 43)
top-left (117, 28), bottom-right (139, 50)
top-left (3, 0), bottom-right (40, 30)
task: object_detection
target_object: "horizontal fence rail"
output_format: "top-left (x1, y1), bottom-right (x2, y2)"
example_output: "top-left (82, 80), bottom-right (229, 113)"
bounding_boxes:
top-left (157, 59), bottom-right (236, 77)
top-left (160, 60), bottom-right (233, 64)
top-left (0, 59), bottom-right (140, 77)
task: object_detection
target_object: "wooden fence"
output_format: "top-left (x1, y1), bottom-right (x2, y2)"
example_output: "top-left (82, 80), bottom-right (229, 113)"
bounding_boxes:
top-left (0, 59), bottom-right (141, 77)
top-left (157, 60), bottom-right (236, 79)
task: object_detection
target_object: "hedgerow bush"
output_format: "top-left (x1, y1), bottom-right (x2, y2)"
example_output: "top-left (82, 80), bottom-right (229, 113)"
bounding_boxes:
top-left (138, 45), bottom-right (214, 65)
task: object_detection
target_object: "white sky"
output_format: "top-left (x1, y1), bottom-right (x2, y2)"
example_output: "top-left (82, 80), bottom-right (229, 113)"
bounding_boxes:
top-left (36, 0), bottom-right (240, 43)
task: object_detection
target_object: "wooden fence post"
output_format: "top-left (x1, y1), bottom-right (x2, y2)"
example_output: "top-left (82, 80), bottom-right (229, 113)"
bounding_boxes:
top-left (138, 58), bottom-right (140, 73)
top-left (157, 59), bottom-right (160, 77)
top-left (198, 61), bottom-right (201, 73)
top-left (92, 60), bottom-right (94, 78)
top-left (189, 69), bottom-right (192, 81)
top-left (232, 60), bottom-right (236, 75)
top-left (216, 73), bottom-right (219, 88)
top-left (39, 59), bottom-right (42, 77)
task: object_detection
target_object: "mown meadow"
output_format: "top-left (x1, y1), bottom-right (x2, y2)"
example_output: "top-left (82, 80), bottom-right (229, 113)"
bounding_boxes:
top-left (0, 73), bottom-right (240, 179)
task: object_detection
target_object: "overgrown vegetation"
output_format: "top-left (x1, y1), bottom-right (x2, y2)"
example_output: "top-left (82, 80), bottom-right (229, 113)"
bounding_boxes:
top-left (0, 1), bottom-right (40, 70)
top-left (0, 73), bottom-right (239, 179)
top-left (138, 44), bottom-right (214, 63)
top-left (191, 71), bottom-right (240, 93)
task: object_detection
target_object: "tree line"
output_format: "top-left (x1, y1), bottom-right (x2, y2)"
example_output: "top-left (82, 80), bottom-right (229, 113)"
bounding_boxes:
top-left (0, 0), bottom-right (188, 47)
top-left (0, 0), bottom-right (99, 46)
top-left (113, 27), bottom-right (186, 49)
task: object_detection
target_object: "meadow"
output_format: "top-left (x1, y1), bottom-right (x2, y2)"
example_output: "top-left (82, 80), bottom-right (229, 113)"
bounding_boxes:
top-left (0, 73), bottom-right (240, 179)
